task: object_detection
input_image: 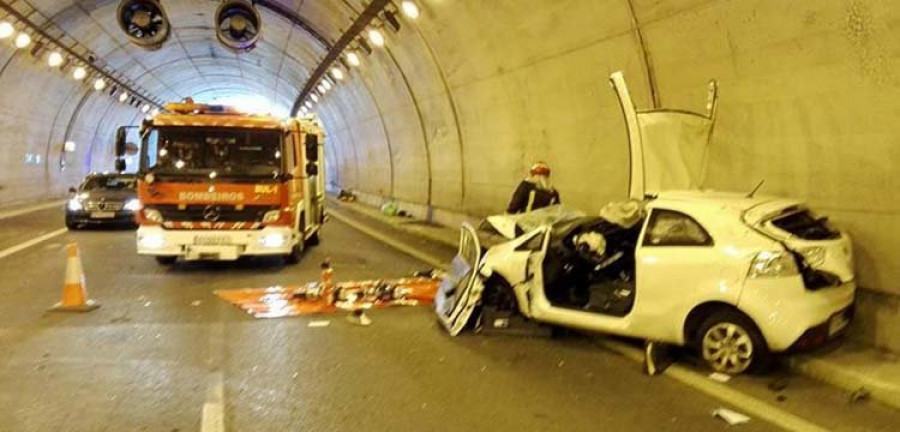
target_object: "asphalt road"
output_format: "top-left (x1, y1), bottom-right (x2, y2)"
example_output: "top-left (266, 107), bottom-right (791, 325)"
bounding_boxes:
top-left (0, 205), bottom-right (897, 431)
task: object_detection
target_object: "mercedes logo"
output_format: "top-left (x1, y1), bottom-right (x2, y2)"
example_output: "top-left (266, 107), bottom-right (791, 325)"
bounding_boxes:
top-left (202, 205), bottom-right (222, 222)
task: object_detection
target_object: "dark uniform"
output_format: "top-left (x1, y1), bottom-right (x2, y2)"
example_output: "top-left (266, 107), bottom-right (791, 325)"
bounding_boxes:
top-left (506, 180), bottom-right (560, 214)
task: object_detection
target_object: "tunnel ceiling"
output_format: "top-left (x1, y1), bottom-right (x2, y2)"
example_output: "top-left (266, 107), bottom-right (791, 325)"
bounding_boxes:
top-left (18, 0), bottom-right (365, 114)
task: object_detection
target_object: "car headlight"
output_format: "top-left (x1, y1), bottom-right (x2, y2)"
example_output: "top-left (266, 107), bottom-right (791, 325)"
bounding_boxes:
top-left (748, 251), bottom-right (799, 278)
top-left (139, 234), bottom-right (165, 249)
top-left (143, 208), bottom-right (163, 223)
top-left (67, 198), bottom-right (83, 211)
top-left (124, 199), bottom-right (141, 212)
top-left (259, 233), bottom-right (286, 248)
top-left (262, 210), bottom-right (282, 224)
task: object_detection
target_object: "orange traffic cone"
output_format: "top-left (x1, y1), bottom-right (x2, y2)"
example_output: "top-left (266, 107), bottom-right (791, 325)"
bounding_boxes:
top-left (49, 242), bottom-right (100, 312)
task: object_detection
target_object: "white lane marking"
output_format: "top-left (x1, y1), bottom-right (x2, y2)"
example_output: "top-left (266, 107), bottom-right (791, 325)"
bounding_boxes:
top-left (0, 228), bottom-right (68, 261)
top-left (333, 208), bottom-right (831, 432)
top-left (327, 210), bottom-right (448, 270)
top-left (201, 402), bottom-right (224, 432)
top-left (201, 312), bottom-right (226, 432)
top-left (0, 200), bottom-right (65, 221)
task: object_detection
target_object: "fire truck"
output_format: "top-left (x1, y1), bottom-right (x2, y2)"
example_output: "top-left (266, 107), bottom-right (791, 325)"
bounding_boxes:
top-left (115, 102), bottom-right (325, 264)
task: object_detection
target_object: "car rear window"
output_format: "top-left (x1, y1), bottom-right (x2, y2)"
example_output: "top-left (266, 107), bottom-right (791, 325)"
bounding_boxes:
top-left (770, 208), bottom-right (840, 240)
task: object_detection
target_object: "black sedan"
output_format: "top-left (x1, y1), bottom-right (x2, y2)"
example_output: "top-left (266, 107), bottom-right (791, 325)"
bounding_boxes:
top-left (65, 173), bottom-right (140, 229)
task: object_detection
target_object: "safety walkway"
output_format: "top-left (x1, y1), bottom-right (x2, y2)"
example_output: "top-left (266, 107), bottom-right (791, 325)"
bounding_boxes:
top-left (328, 196), bottom-right (900, 411)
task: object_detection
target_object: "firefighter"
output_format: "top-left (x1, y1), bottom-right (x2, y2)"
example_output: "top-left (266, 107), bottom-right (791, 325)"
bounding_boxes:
top-left (506, 162), bottom-right (561, 214)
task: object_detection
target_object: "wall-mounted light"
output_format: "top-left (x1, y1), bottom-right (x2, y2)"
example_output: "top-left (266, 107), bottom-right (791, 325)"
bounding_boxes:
top-left (310, 93), bottom-right (319, 103)
top-left (64, 141), bottom-right (77, 152)
top-left (141, 104), bottom-right (151, 113)
top-left (304, 101), bottom-right (313, 109)
top-left (316, 83), bottom-right (327, 94)
top-left (94, 78), bottom-right (107, 91)
top-left (14, 32), bottom-right (31, 49)
top-left (322, 79), bottom-right (333, 91)
top-left (367, 29), bottom-right (384, 47)
top-left (346, 51), bottom-right (361, 67)
top-left (119, 91), bottom-right (130, 103)
top-left (73, 66), bottom-right (87, 80)
top-left (48, 51), bottom-right (65, 68)
top-left (0, 22), bottom-right (14, 39)
top-left (330, 67), bottom-right (344, 81)
top-left (401, 1), bottom-right (420, 19)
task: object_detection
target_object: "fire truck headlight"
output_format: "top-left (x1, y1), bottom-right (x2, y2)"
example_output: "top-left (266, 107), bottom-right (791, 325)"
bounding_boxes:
top-left (143, 208), bottom-right (164, 223)
top-left (259, 233), bottom-right (286, 248)
top-left (139, 234), bottom-right (165, 250)
top-left (124, 199), bottom-right (141, 212)
top-left (262, 210), bottom-right (282, 224)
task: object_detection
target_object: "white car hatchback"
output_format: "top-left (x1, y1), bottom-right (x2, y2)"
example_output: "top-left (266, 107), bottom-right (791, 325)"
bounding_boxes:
top-left (436, 72), bottom-right (856, 374)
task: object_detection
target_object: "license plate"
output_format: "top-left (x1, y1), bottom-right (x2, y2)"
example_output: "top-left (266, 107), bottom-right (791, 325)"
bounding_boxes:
top-left (194, 236), bottom-right (231, 246)
top-left (828, 312), bottom-right (850, 336)
top-left (90, 211), bottom-right (115, 219)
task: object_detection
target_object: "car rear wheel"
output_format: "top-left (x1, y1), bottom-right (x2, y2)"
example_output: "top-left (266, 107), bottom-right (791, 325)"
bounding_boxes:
top-left (696, 310), bottom-right (770, 374)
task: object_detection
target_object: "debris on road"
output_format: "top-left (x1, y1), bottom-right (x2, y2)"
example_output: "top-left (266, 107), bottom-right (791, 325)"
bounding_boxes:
top-left (850, 387), bottom-right (871, 403)
top-left (712, 408), bottom-right (751, 425)
top-left (708, 372), bottom-right (732, 383)
top-left (190, 300), bottom-right (202, 307)
top-left (346, 310), bottom-right (372, 326)
top-left (307, 320), bottom-right (331, 328)
top-left (215, 275), bottom-right (442, 319)
top-left (767, 378), bottom-right (788, 392)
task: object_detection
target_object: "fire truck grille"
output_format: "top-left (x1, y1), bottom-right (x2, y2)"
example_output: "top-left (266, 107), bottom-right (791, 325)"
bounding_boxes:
top-left (153, 204), bottom-right (279, 223)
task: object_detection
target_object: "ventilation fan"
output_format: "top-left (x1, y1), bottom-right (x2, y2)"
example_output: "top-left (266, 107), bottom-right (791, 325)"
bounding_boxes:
top-left (117, 0), bottom-right (171, 50)
top-left (216, 0), bottom-right (261, 53)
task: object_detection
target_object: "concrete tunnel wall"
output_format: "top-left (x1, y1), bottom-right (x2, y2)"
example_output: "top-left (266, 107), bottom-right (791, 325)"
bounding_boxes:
top-left (0, 0), bottom-right (895, 352)
top-left (315, 0), bottom-right (900, 352)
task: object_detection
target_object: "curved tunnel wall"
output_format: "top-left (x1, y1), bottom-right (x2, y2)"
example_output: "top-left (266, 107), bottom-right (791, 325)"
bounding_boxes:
top-left (317, 0), bottom-right (899, 350)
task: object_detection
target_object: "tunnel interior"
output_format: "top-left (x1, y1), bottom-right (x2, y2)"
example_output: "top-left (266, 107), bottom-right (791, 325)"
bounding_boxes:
top-left (0, 0), bottom-right (897, 353)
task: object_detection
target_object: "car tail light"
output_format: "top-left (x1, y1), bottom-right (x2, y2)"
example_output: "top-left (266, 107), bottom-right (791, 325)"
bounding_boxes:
top-left (143, 208), bottom-right (163, 223)
top-left (748, 251), bottom-right (799, 278)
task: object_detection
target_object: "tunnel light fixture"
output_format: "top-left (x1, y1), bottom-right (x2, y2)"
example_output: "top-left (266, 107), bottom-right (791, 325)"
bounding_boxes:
top-left (401, 1), bottom-right (420, 20)
top-left (322, 79), bottom-right (333, 91)
top-left (48, 51), bottom-right (65, 68)
top-left (346, 51), bottom-right (361, 67)
top-left (72, 66), bottom-right (87, 81)
top-left (119, 91), bottom-right (130, 103)
top-left (310, 93), bottom-right (319, 103)
top-left (64, 141), bottom-right (77, 152)
top-left (367, 29), bottom-right (385, 47)
top-left (141, 104), bottom-right (151, 113)
top-left (304, 101), bottom-right (313, 110)
top-left (317, 84), bottom-right (327, 94)
top-left (330, 67), bottom-right (344, 81)
top-left (14, 32), bottom-right (31, 49)
top-left (0, 22), bottom-right (14, 39)
top-left (94, 78), bottom-right (107, 91)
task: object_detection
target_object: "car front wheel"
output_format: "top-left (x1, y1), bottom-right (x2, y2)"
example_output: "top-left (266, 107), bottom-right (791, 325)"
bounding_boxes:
top-left (696, 310), bottom-right (770, 375)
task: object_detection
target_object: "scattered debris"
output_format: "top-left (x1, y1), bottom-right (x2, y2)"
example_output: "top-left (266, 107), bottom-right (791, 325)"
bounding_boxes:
top-left (643, 341), bottom-right (674, 376)
top-left (708, 372), bottom-right (732, 383)
top-left (143, 301), bottom-right (152, 307)
top-left (337, 189), bottom-right (357, 202)
top-left (712, 408), bottom-right (751, 425)
top-left (307, 320), bottom-right (331, 328)
top-left (767, 378), bottom-right (788, 392)
top-left (190, 300), bottom-right (202, 307)
top-left (346, 310), bottom-right (372, 326)
top-left (850, 387), bottom-right (871, 403)
top-left (776, 394), bottom-right (787, 402)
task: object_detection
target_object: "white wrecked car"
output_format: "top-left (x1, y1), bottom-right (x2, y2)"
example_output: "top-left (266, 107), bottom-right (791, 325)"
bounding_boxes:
top-left (436, 72), bottom-right (856, 374)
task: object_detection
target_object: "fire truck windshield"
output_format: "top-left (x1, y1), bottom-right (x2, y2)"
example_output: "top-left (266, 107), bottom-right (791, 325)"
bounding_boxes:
top-left (141, 127), bottom-right (283, 180)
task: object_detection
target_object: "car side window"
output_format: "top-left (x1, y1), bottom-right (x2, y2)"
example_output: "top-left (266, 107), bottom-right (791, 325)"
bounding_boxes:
top-left (643, 209), bottom-right (713, 247)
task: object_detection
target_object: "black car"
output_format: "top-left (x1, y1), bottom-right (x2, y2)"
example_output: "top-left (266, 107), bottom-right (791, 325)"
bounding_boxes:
top-left (66, 173), bottom-right (140, 229)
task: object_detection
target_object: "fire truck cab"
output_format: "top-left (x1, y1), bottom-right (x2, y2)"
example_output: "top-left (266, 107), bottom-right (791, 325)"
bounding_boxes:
top-left (116, 102), bottom-right (325, 264)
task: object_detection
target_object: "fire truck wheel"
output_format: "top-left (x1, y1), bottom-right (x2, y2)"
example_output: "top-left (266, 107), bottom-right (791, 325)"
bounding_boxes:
top-left (155, 256), bottom-right (177, 265)
top-left (284, 239), bottom-right (304, 265)
top-left (306, 230), bottom-right (320, 247)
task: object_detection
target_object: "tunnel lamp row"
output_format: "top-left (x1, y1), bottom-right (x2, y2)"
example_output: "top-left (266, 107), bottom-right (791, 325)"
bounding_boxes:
top-left (299, 1), bottom-right (421, 117)
top-left (0, 19), bottom-right (160, 114)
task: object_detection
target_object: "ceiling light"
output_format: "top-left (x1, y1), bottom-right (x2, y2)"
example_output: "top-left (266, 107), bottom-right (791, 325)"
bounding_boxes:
top-left (48, 52), bottom-right (64, 68)
top-left (310, 93), bottom-right (319, 103)
top-left (94, 78), bottom-right (107, 91)
top-left (142, 104), bottom-right (151, 113)
top-left (330, 67), bottom-right (344, 81)
top-left (0, 22), bottom-right (14, 39)
top-left (119, 91), bottom-right (130, 103)
top-left (304, 101), bottom-right (313, 109)
top-left (317, 84), bottom-right (327, 94)
top-left (346, 51), bottom-right (360, 67)
top-left (14, 33), bottom-right (31, 49)
top-left (73, 66), bottom-right (87, 80)
top-left (401, 1), bottom-right (420, 19)
top-left (368, 29), bottom-right (385, 47)
top-left (323, 80), bottom-right (333, 91)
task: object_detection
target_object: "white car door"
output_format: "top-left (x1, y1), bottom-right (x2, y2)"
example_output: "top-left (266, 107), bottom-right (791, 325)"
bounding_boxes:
top-left (435, 223), bottom-right (484, 336)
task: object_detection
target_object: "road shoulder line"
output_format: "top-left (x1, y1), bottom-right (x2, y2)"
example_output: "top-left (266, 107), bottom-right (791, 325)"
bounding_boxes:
top-left (0, 200), bottom-right (65, 221)
top-left (0, 228), bottom-right (68, 261)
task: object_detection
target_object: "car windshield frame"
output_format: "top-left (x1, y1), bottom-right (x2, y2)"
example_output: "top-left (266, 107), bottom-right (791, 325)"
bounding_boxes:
top-left (140, 126), bottom-right (284, 181)
top-left (81, 176), bottom-right (136, 191)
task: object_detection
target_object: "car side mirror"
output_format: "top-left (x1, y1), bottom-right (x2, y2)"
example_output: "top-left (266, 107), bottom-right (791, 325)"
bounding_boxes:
top-left (115, 159), bottom-right (127, 172)
top-left (305, 163), bottom-right (318, 177)
top-left (115, 126), bottom-right (127, 157)
top-left (68, 187), bottom-right (77, 194)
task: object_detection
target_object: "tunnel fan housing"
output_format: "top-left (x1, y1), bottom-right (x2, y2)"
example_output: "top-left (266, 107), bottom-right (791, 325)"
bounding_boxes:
top-left (215, 0), bottom-right (261, 53)
top-left (116, 0), bottom-right (171, 50)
